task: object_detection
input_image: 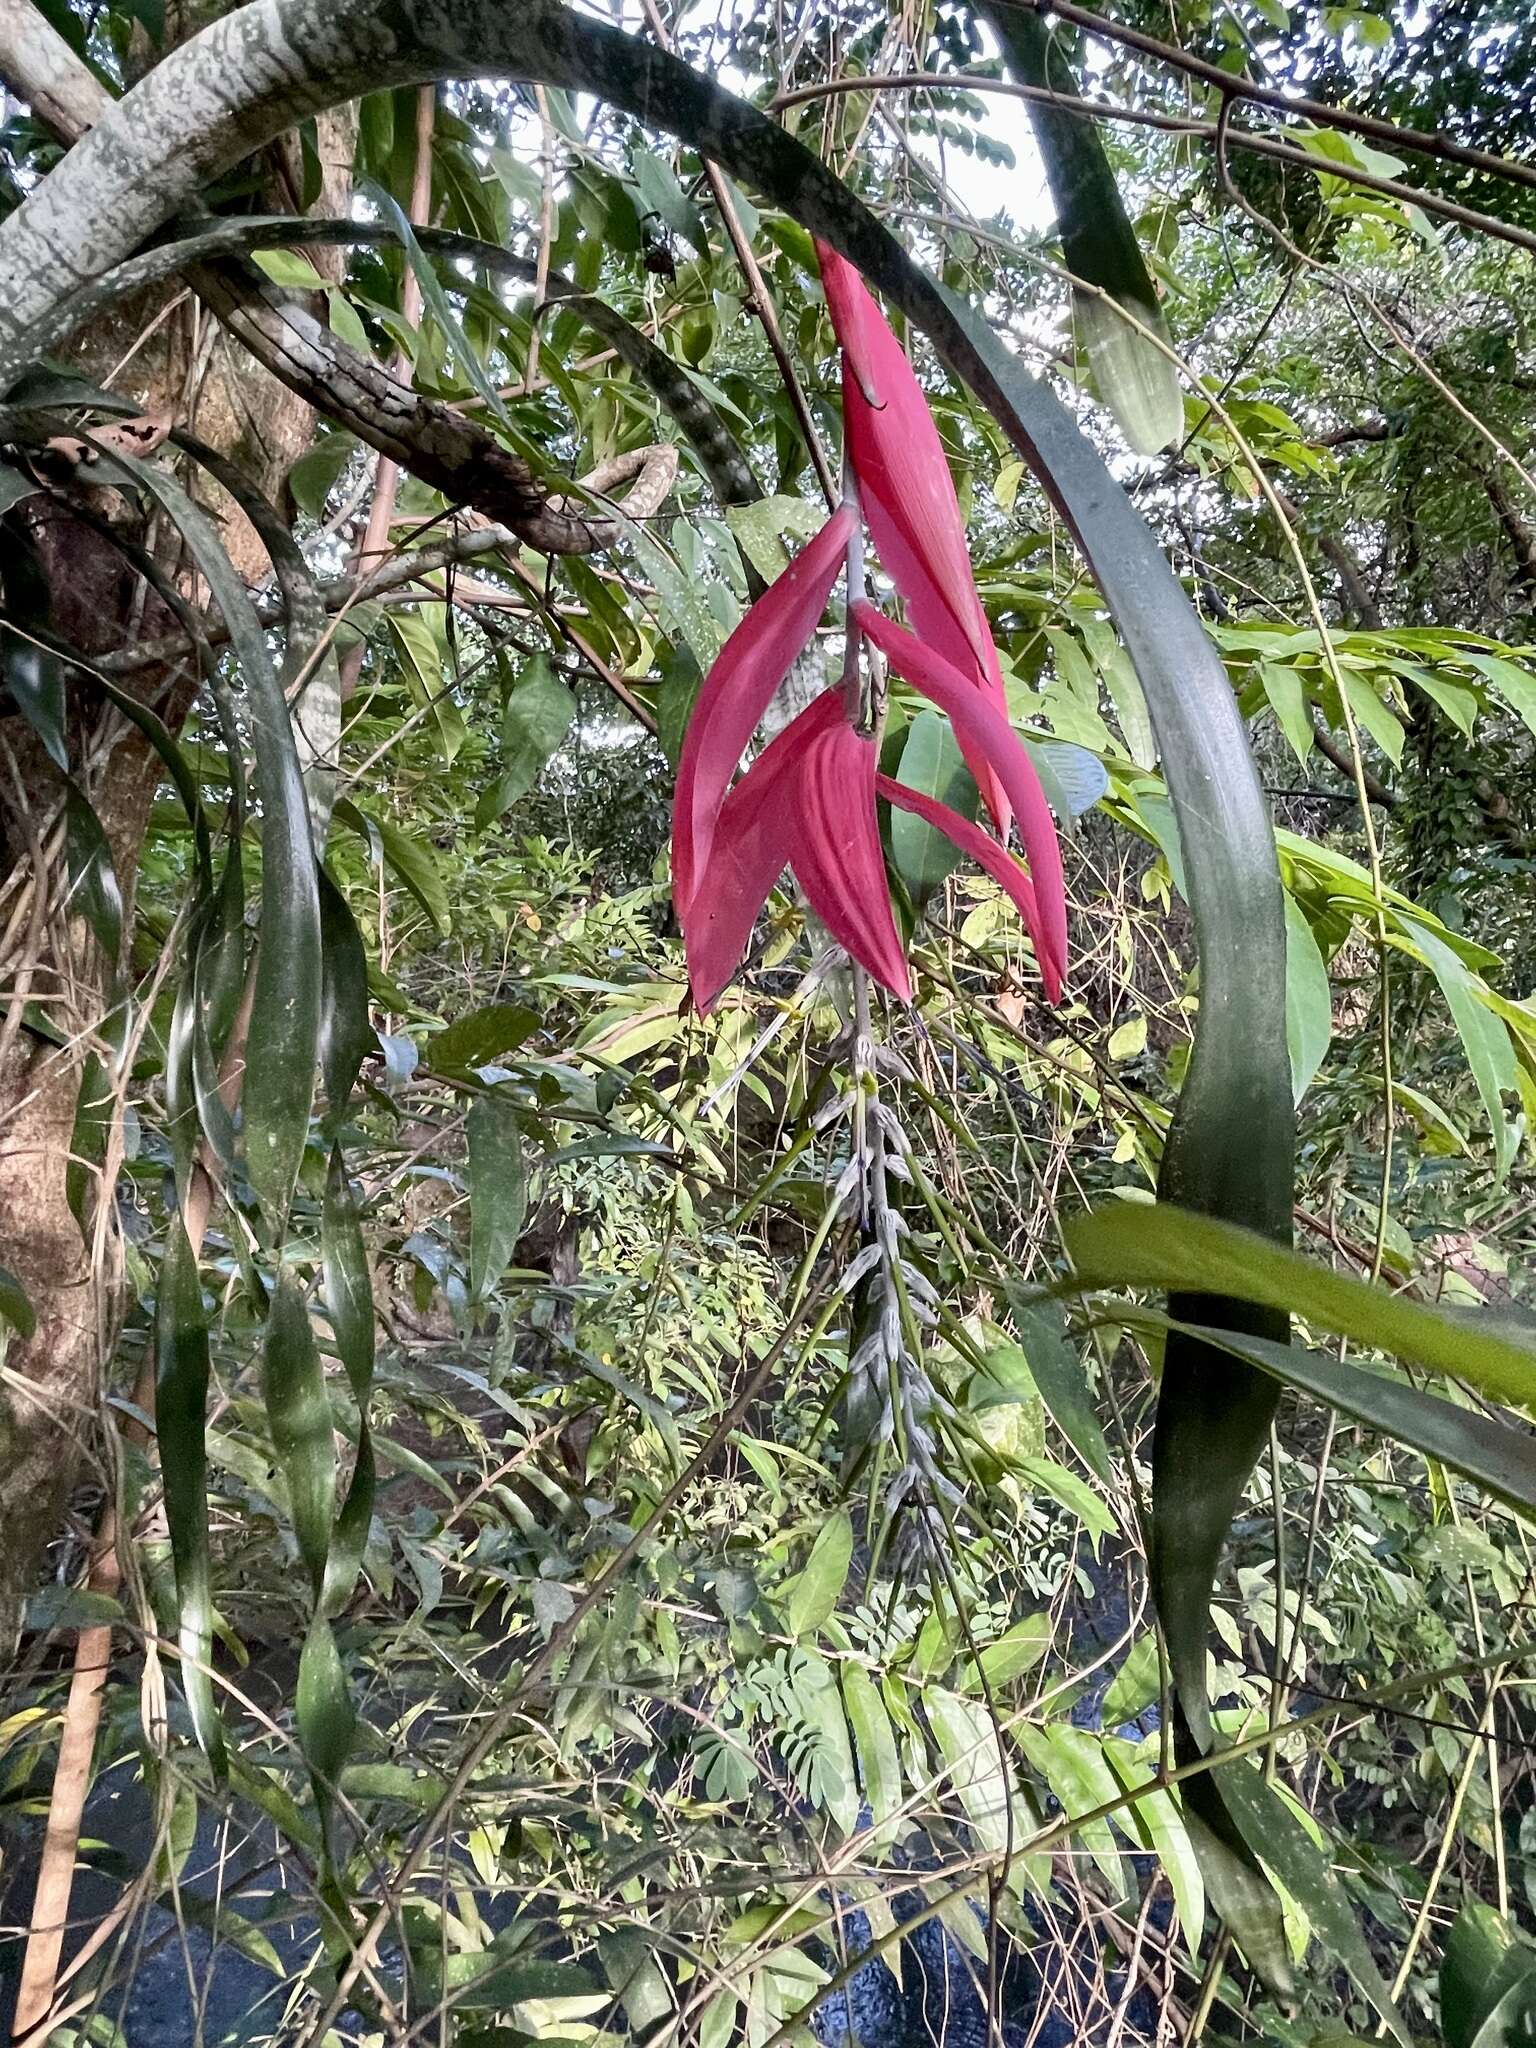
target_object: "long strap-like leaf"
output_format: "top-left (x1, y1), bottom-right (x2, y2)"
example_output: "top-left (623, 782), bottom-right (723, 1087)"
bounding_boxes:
top-left (978, 2), bottom-right (1183, 456)
top-left (0, 0), bottom-right (1293, 1971)
top-left (155, 1220), bottom-right (225, 1769)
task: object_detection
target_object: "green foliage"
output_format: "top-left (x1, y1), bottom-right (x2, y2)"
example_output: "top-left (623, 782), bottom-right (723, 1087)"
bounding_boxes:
top-left (2, 1), bottom-right (1536, 2041)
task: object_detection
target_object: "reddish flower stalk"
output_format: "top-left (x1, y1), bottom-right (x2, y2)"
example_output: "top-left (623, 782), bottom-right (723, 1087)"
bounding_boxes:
top-left (671, 247), bottom-right (1070, 1014)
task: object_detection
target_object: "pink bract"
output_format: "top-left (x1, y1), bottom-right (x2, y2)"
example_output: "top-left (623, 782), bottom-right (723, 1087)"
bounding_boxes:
top-left (816, 241), bottom-right (1013, 833)
top-left (855, 602), bottom-right (1068, 1000)
top-left (671, 500), bottom-right (856, 917)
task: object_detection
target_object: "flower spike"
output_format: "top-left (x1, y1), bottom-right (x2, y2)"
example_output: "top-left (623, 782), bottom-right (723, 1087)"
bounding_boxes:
top-left (672, 250), bottom-right (1072, 1016)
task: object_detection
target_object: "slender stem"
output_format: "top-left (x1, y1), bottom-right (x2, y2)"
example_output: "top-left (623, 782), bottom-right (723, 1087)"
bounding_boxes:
top-left (1386, 1671), bottom-right (1505, 2008)
top-left (1188, 1931), bottom-right (1232, 2044)
top-left (336, 83), bottom-right (436, 701)
top-left (523, 84), bottom-right (556, 395)
top-left (840, 456), bottom-right (867, 725)
top-left (1265, 1423), bottom-right (1286, 1779)
top-left (767, 67), bottom-right (1536, 263)
top-left (639, 0), bottom-right (839, 506)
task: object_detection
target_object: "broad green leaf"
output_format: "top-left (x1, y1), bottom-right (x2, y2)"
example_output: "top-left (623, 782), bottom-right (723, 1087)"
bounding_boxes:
top-left (785, 1509), bottom-right (853, 1637)
top-left (336, 796), bottom-right (450, 935)
top-left (698, 1990), bottom-right (738, 2048)
top-left (1100, 1636), bottom-right (1161, 1727)
top-left (97, 447), bottom-right (320, 1231)
top-left (1339, 672), bottom-right (1404, 765)
top-left (1218, 1761), bottom-right (1410, 2045)
top-left (482, 655), bottom-right (577, 816)
top-left (656, 645), bottom-right (703, 770)
top-left (600, 1929), bottom-right (674, 2031)
top-left (1065, 1203), bottom-right (1536, 1411)
top-left (1018, 1454), bottom-right (1115, 1551)
top-left (1006, 1293), bottom-right (1111, 1481)
top-left (1467, 1974), bottom-right (1536, 2048)
top-left (791, 1651), bottom-right (859, 1833)
top-left (429, 1002), bottom-right (541, 1072)
top-left (842, 1665), bottom-right (901, 1830)
top-left (4, 630), bottom-right (67, 770)
top-left (413, 1948), bottom-right (600, 2019)
top-left (1105, 1741), bottom-right (1203, 1945)
top-left (1084, 624), bottom-right (1156, 769)
top-left (326, 286), bottom-right (371, 354)
top-left (359, 174), bottom-right (512, 425)
top-left (1107, 1014), bottom-right (1147, 1061)
top-left (317, 867), bottom-right (371, 1136)
top-left (338, 1763), bottom-right (441, 1807)
top-left (1284, 893), bottom-right (1332, 1105)
top-left (253, 247), bottom-right (330, 290)
top-left (1174, 1318), bottom-right (1536, 1523)
top-left (958, 1613), bottom-right (1052, 1693)
top-left (1260, 660), bottom-right (1314, 763)
top-left (466, 1087), bottom-right (527, 1301)
top-left (1395, 1080), bottom-right (1470, 1156)
top-left (66, 1053), bottom-right (112, 1233)
top-left (261, 1277), bottom-right (337, 1598)
top-left (1076, 290), bottom-right (1183, 459)
top-left (984, 4), bottom-right (1181, 453)
top-left (582, 1353), bottom-right (683, 1469)
top-left (63, 783), bottom-right (124, 966)
top-left (296, 1614), bottom-right (356, 1849)
top-left (629, 145), bottom-right (707, 252)
top-left (1442, 1904), bottom-right (1535, 2048)
top-left (1462, 650), bottom-right (1536, 739)
top-left (387, 607), bottom-right (466, 764)
top-left (889, 709), bottom-right (979, 907)
top-left (1406, 922), bottom-right (1518, 1175)
top-left (725, 494), bottom-right (825, 583)
top-left (320, 1149), bottom-right (376, 1619)
top-left (1016, 1723), bottom-right (1125, 1889)
top-left (1029, 738), bottom-right (1109, 818)
top-left (227, 1757), bottom-right (319, 1854)
top-left (288, 431), bottom-right (357, 518)
top-left (0, 1261), bottom-right (34, 1343)
top-left (929, 1690), bottom-right (1019, 1857)
top-left (0, 462), bottom-right (38, 516)
top-left (627, 521), bottom-right (727, 669)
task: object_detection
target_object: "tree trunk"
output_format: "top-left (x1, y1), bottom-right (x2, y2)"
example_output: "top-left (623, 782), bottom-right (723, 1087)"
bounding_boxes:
top-left (0, 12), bottom-right (354, 1634)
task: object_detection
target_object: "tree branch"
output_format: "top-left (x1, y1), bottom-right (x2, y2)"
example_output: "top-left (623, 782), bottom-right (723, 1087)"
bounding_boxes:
top-left (0, 0), bottom-right (110, 140)
top-left (1029, 0), bottom-right (1536, 199)
top-left (766, 63), bottom-right (1536, 264)
top-left (1485, 467), bottom-right (1536, 592)
top-left (0, 13), bottom-right (680, 556)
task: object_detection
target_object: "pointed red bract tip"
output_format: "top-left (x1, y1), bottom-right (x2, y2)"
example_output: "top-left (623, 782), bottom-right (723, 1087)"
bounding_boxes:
top-left (856, 603), bottom-right (1068, 997)
top-left (672, 501), bottom-right (856, 921)
top-left (815, 241), bottom-right (1014, 834)
top-left (876, 774), bottom-right (1062, 1004)
top-left (791, 715), bottom-right (912, 1002)
top-left (682, 691), bottom-right (843, 1014)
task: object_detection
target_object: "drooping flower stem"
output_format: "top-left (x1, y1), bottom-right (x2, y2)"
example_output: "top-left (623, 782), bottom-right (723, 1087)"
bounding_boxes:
top-left (839, 463), bottom-right (868, 730)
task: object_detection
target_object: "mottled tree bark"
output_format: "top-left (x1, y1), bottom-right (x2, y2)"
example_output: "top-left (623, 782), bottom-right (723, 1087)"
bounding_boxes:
top-left (0, 6), bottom-right (353, 1635)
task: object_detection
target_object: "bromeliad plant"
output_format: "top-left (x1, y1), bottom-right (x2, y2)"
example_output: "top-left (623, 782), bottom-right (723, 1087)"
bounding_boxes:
top-left (26, 0), bottom-right (1522, 2023)
top-left (672, 246), bottom-right (1068, 1013)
